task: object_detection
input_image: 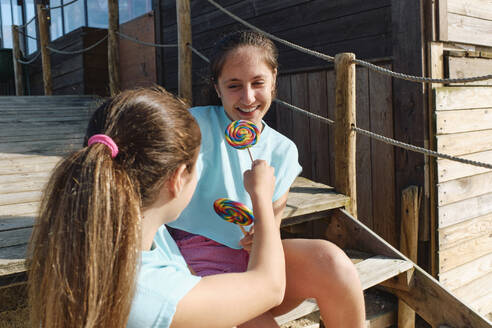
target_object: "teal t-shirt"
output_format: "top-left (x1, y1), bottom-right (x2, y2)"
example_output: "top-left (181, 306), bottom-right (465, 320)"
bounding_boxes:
top-left (127, 225), bottom-right (201, 328)
top-left (168, 106), bottom-right (302, 249)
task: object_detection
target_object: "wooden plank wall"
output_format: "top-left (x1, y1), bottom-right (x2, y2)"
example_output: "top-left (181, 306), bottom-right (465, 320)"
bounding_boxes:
top-left (119, 12), bottom-right (157, 90)
top-left (439, 0), bottom-right (492, 47)
top-left (273, 64), bottom-right (396, 242)
top-left (29, 27), bottom-right (109, 96)
top-left (434, 86), bottom-right (492, 318)
top-left (157, 0), bottom-right (392, 95)
top-left (446, 52), bottom-right (492, 86)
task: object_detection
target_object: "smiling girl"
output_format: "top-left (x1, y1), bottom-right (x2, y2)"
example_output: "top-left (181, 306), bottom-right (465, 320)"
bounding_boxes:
top-left (167, 31), bottom-right (366, 327)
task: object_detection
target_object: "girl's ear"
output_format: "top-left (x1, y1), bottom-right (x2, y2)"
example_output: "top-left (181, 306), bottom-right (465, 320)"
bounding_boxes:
top-left (167, 164), bottom-right (187, 198)
top-left (214, 84), bottom-right (221, 98)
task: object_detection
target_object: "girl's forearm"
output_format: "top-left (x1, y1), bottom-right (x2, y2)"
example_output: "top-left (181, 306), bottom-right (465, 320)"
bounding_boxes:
top-left (248, 196), bottom-right (286, 294)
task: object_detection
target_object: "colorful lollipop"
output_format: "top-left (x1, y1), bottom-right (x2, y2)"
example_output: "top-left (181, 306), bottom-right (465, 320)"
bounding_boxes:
top-left (225, 120), bottom-right (259, 162)
top-left (213, 198), bottom-right (254, 235)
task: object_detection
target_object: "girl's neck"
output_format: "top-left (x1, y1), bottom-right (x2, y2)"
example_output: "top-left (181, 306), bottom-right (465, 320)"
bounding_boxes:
top-left (141, 206), bottom-right (167, 251)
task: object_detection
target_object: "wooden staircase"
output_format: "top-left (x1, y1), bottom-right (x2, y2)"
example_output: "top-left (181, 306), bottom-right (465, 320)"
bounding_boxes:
top-left (0, 96), bottom-right (490, 328)
top-left (0, 96), bottom-right (99, 282)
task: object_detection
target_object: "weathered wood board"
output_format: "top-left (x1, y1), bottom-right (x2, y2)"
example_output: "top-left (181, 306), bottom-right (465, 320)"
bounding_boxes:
top-left (440, 0), bottom-right (492, 47)
top-left (434, 86), bottom-right (492, 317)
top-left (447, 56), bottom-right (492, 86)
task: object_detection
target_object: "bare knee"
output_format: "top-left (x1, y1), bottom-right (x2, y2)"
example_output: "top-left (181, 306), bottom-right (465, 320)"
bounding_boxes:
top-left (309, 240), bottom-right (360, 288)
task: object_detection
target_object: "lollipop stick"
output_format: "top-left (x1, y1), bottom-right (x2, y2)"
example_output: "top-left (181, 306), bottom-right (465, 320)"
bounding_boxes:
top-left (239, 225), bottom-right (247, 236)
top-left (247, 148), bottom-right (254, 163)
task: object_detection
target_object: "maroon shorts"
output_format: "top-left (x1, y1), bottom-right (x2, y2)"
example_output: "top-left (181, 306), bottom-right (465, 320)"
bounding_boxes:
top-left (168, 227), bottom-right (249, 277)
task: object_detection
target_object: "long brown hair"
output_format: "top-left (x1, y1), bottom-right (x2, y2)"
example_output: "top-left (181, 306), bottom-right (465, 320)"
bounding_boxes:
top-left (28, 87), bottom-right (201, 328)
top-left (201, 30), bottom-right (279, 105)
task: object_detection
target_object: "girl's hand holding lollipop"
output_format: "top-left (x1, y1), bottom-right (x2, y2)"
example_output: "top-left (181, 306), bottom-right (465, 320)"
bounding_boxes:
top-left (213, 198), bottom-right (254, 235)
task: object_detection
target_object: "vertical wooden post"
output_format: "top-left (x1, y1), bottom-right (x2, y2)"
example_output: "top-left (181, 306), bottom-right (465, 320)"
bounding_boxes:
top-left (334, 53), bottom-right (357, 217)
top-left (427, 42), bottom-right (443, 279)
top-left (11, 25), bottom-right (24, 96)
top-left (398, 185), bottom-right (420, 328)
top-left (176, 0), bottom-right (192, 103)
top-left (36, 3), bottom-right (52, 95)
top-left (108, 0), bottom-right (120, 96)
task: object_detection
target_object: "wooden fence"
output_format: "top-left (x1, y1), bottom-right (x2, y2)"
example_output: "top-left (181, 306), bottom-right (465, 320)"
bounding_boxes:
top-left (434, 86), bottom-right (492, 318)
top-left (272, 63), bottom-right (397, 244)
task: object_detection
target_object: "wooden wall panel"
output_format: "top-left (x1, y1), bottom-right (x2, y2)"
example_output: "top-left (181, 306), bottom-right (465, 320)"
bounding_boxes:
top-left (274, 63), bottom-right (393, 234)
top-left (28, 27), bottom-right (108, 96)
top-left (452, 272), bottom-right (492, 305)
top-left (159, 0), bottom-right (392, 96)
top-left (437, 130), bottom-right (492, 156)
top-left (119, 12), bottom-right (157, 90)
top-left (439, 213), bottom-right (492, 250)
top-left (448, 0), bottom-right (492, 21)
top-left (307, 71), bottom-right (330, 185)
top-left (368, 65), bottom-right (396, 246)
top-left (438, 191), bottom-right (492, 228)
top-left (439, 252), bottom-right (492, 290)
top-left (436, 108), bottom-right (492, 134)
top-left (447, 56), bottom-right (492, 86)
top-left (447, 13), bottom-right (492, 47)
top-left (439, 233), bottom-right (492, 272)
top-left (438, 171), bottom-right (492, 206)
top-left (290, 73), bottom-right (312, 179)
top-left (355, 67), bottom-right (373, 229)
top-left (434, 86), bottom-right (492, 317)
top-left (439, 0), bottom-right (492, 47)
top-left (437, 150), bottom-right (492, 182)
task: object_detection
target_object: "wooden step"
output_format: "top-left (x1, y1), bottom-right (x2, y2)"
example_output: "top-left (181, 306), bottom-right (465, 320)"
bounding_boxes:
top-left (281, 177), bottom-right (350, 223)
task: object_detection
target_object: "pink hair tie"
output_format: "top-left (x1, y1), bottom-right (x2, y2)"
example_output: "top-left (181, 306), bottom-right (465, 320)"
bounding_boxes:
top-left (87, 134), bottom-right (119, 158)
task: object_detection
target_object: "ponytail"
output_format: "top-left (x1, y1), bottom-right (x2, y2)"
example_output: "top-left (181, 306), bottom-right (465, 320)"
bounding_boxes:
top-left (28, 87), bottom-right (201, 327)
top-left (29, 146), bottom-right (141, 328)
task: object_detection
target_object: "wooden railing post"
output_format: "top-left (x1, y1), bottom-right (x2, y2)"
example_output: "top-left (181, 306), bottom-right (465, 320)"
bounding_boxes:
top-left (398, 185), bottom-right (420, 328)
top-left (334, 53), bottom-right (357, 217)
top-left (176, 0), bottom-right (192, 103)
top-left (108, 0), bottom-right (120, 96)
top-left (11, 25), bottom-right (24, 96)
top-left (36, 3), bottom-right (52, 95)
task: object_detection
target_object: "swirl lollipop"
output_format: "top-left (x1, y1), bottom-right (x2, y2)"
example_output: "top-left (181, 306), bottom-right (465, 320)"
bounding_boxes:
top-left (213, 198), bottom-right (254, 235)
top-left (225, 120), bottom-right (259, 162)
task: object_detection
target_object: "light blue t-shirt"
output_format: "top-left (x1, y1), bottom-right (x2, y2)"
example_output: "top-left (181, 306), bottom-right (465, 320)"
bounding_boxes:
top-left (127, 225), bottom-right (201, 328)
top-left (168, 106), bottom-right (302, 249)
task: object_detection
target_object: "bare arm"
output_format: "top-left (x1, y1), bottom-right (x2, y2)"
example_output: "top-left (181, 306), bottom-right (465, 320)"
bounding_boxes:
top-left (171, 160), bottom-right (286, 328)
top-left (273, 191), bottom-right (289, 228)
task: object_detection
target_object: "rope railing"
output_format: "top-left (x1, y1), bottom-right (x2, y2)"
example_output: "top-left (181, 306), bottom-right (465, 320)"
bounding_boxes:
top-left (188, 44), bottom-right (210, 63)
top-left (46, 34), bottom-right (108, 55)
top-left (353, 59), bottom-right (492, 84)
top-left (17, 16), bottom-right (35, 29)
top-left (276, 97), bottom-right (492, 169)
top-left (16, 52), bottom-right (41, 65)
top-left (353, 126), bottom-right (492, 169)
top-left (117, 31), bottom-right (178, 48)
top-left (206, 0), bottom-right (492, 84)
top-left (44, 0), bottom-right (80, 10)
top-left (274, 99), bottom-right (334, 125)
top-left (16, 27), bottom-right (38, 41)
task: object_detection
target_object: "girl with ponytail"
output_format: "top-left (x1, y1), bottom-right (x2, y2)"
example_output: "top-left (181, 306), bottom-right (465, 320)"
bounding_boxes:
top-left (28, 87), bottom-right (285, 328)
